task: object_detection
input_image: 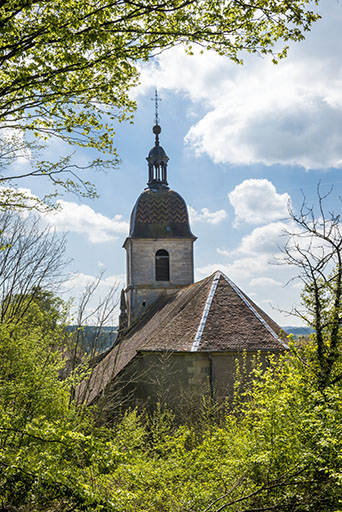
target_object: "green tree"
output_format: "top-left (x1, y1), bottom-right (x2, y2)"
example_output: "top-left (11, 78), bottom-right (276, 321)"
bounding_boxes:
top-left (0, 209), bottom-right (68, 323)
top-left (283, 186), bottom-right (342, 388)
top-left (0, 0), bottom-right (320, 205)
top-left (0, 289), bottom-right (120, 511)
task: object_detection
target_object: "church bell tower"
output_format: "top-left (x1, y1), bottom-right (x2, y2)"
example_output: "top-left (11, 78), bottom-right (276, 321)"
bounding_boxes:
top-left (122, 94), bottom-right (196, 326)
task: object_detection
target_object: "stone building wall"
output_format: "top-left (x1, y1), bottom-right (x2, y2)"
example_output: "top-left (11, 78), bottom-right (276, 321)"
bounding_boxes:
top-left (103, 350), bottom-right (272, 418)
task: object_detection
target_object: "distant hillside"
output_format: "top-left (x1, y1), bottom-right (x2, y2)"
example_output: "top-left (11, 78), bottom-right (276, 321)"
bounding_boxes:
top-left (67, 325), bottom-right (118, 354)
top-left (282, 326), bottom-right (314, 337)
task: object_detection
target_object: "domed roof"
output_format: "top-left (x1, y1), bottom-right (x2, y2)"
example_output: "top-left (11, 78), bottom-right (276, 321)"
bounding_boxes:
top-left (147, 144), bottom-right (168, 165)
top-left (129, 186), bottom-right (195, 239)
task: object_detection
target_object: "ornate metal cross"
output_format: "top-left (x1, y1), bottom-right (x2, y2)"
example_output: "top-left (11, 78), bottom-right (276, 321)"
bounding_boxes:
top-left (152, 88), bottom-right (162, 125)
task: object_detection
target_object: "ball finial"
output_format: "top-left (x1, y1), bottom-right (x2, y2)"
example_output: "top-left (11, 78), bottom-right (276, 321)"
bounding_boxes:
top-left (153, 124), bottom-right (161, 135)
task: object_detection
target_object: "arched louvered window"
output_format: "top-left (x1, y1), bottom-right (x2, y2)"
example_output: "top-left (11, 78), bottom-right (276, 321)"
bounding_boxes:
top-left (155, 249), bottom-right (170, 281)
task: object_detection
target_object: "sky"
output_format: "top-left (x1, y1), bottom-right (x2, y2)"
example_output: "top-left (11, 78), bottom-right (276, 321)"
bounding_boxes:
top-left (8, 0), bottom-right (342, 327)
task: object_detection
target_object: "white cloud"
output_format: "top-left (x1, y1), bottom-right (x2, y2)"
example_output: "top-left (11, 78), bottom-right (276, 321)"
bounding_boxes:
top-left (1, 127), bottom-right (33, 166)
top-left (0, 189), bottom-right (129, 243)
top-left (199, 219), bottom-right (296, 291)
top-left (135, 3), bottom-right (342, 169)
top-left (197, 217), bottom-right (291, 284)
top-left (217, 248), bottom-right (231, 257)
top-left (43, 200), bottom-right (129, 243)
top-left (228, 179), bottom-right (290, 226)
top-left (188, 205), bottom-right (227, 224)
top-left (249, 277), bottom-right (282, 287)
top-left (62, 272), bottom-right (125, 294)
top-left (61, 272), bottom-right (125, 325)
top-left (134, 46), bottom-right (227, 104)
top-left (61, 272), bottom-right (98, 292)
top-left (234, 221), bottom-right (288, 256)
top-left (196, 254), bottom-right (270, 281)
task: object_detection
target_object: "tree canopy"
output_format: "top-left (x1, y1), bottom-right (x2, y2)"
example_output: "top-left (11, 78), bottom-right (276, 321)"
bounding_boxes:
top-left (0, 0), bottom-right (320, 203)
top-left (282, 187), bottom-right (342, 389)
top-left (0, 0), bottom-right (320, 148)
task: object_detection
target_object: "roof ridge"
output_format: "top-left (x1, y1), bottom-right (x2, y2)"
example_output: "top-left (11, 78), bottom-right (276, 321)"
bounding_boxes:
top-left (139, 275), bottom-right (212, 351)
top-left (191, 271), bottom-right (221, 352)
top-left (219, 271), bottom-right (289, 350)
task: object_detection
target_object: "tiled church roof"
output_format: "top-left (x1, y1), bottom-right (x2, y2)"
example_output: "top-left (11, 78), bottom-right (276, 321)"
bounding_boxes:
top-left (79, 271), bottom-right (287, 404)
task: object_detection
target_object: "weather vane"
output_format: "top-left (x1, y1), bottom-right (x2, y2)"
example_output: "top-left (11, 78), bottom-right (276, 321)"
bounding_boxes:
top-left (151, 88), bottom-right (162, 125)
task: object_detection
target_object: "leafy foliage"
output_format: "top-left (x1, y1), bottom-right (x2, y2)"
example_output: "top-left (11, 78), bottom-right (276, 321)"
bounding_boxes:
top-left (1, 311), bottom-right (341, 512)
top-left (0, 0), bottom-right (320, 206)
top-left (93, 348), bottom-right (341, 512)
top-left (0, 290), bottom-right (121, 510)
top-left (0, 0), bottom-right (320, 145)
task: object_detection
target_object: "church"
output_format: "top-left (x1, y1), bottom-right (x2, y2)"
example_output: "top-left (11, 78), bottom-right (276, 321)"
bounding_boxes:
top-left (78, 114), bottom-right (288, 415)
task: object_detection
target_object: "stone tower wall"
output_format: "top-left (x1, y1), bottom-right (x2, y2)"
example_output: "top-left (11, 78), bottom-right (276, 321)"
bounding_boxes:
top-left (124, 237), bottom-right (194, 324)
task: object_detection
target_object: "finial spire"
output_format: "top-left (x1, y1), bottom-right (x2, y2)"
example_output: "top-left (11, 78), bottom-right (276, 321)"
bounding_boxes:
top-left (147, 88), bottom-right (169, 187)
top-left (151, 89), bottom-right (162, 145)
top-left (153, 88), bottom-right (161, 126)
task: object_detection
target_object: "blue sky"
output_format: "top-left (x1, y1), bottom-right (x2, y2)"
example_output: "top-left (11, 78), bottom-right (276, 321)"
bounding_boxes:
top-left (11, 0), bottom-right (342, 326)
